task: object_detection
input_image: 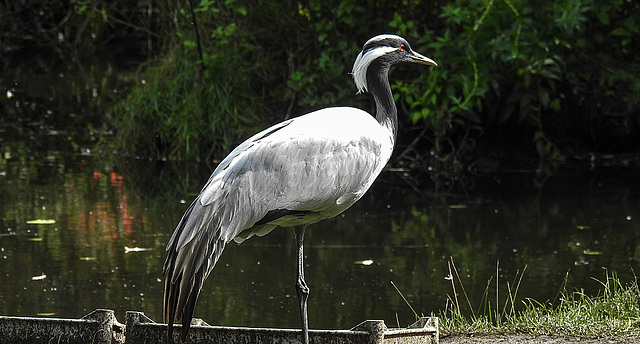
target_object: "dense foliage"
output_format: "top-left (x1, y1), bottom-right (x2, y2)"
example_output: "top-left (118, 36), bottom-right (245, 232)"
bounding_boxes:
top-left (3, 0), bottom-right (639, 172)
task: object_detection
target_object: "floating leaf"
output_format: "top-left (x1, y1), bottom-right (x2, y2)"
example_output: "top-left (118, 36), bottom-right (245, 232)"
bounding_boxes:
top-left (124, 247), bottom-right (152, 253)
top-left (449, 204), bottom-right (467, 209)
top-left (28, 237), bottom-right (44, 242)
top-left (355, 259), bottom-right (374, 266)
top-left (576, 225), bottom-right (590, 230)
top-left (31, 274), bottom-right (47, 280)
top-left (583, 249), bottom-right (603, 256)
top-left (36, 312), bottom-right (56, 316)
top-left (26, 219), bottom-right (56, 225)
top-left (79, 257), bottom-right (96, 261)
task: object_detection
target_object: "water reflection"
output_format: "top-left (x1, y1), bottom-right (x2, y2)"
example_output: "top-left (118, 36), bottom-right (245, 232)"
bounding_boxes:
top-left (1, 127), bottom-right (639, 330)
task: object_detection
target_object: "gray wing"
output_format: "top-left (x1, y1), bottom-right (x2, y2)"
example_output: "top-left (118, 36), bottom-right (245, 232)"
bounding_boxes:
top-left (162, 119), bottom-right (296, 340)
top-left (163, 107), bottom-right (391, 341)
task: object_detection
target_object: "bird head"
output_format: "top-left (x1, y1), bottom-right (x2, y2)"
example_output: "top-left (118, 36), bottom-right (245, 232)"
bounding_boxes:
top-left (352, 34), bottom-right (436, 94)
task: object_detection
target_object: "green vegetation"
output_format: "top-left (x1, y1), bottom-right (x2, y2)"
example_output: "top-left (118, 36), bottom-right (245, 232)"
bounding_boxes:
top-left (4, 1), bottom-right (640, 168)
top-left (109, 1), bottom-right (267, 161)
top-left (409, 0), bottom-right (640, 175)
top-left (439, 260), bottom-right (640, 338)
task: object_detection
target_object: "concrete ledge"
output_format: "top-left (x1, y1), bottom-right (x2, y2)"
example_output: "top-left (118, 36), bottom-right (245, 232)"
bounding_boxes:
top-left (0, 309), bottom-right (124, 344)
top-left (0, 309), bottom-right (438, 344)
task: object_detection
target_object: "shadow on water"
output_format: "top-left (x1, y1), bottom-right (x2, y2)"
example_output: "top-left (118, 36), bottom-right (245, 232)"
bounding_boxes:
top-left (1, 54), bottom-right (639, 331)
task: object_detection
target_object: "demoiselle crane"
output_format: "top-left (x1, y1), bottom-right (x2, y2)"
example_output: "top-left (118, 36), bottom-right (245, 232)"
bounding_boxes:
top-left (163, 34), bottom-right (436, 344)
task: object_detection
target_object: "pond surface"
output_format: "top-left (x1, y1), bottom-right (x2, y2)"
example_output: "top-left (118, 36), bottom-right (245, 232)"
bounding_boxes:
top-left (1, 58), bottom-right (639, 331)
top-left (1, 129), bottom-right (639, 330)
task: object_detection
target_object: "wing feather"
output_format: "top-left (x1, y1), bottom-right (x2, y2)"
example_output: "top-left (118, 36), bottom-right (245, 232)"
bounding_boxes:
top-left (163, 107), bottom-right (393, 341)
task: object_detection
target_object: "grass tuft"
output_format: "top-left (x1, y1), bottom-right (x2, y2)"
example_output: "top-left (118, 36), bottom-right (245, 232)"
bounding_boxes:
top-left (440, 259), bottom-right (640, 339)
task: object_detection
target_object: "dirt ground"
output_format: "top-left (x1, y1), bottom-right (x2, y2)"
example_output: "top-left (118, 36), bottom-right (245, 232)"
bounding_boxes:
top-left (440, 333), bottom-right (640, 344)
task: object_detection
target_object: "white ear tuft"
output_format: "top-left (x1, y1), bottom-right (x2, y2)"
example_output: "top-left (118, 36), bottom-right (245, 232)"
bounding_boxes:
top-left (351, 46), bottom-right (397, 94)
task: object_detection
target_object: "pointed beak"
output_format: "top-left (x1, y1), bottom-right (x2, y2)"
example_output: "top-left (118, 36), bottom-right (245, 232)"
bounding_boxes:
top-left (410, 51), bottom-right (437, 67)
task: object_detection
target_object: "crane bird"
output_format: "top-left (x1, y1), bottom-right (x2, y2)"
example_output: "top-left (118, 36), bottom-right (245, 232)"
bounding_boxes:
top-left (163, 34), bottom-right (436, 344)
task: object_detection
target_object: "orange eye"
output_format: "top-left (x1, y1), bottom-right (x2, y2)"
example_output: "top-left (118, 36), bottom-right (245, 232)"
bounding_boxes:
top-left (398, 46), bottom-right (404, 51)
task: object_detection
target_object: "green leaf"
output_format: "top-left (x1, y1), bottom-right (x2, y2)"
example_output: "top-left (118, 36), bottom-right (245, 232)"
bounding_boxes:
top-left (609, 28), bottom-right (629, 37)
top-left (539, 88), bottom-right (549, 107)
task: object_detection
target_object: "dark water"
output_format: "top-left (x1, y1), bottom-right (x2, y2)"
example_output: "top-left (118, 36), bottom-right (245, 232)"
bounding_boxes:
top-left (1, 59), bottom-right (639, 331)
top-left (1, 130), bottom-right (639, 330)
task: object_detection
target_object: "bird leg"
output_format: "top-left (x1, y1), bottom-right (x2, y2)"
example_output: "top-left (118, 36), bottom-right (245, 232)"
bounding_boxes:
top-left (295, 226), bottom-right (310, 344)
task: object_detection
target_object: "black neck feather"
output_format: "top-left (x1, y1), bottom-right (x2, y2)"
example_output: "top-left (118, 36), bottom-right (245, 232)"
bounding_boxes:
top-left (366, 59), bottom-right (397, 141)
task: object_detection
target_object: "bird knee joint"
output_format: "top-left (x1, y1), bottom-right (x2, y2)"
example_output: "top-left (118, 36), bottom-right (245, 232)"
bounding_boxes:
top-left (296, 280), bottom-right (310, 296)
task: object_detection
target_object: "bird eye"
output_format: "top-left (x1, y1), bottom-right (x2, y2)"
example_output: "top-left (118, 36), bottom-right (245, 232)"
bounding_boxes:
top-left (398, 45), bottom-right (405, 51)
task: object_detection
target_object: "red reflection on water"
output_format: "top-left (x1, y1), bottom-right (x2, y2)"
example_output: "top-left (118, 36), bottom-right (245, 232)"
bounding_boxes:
top-left (110, 171), bottom-right (134, 238)
top-left (66, 170), bottom-right (138, 243)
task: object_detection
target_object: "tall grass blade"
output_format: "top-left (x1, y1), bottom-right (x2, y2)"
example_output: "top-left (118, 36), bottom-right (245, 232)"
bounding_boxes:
top-left (390, 280), bottom-right (419, 321)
